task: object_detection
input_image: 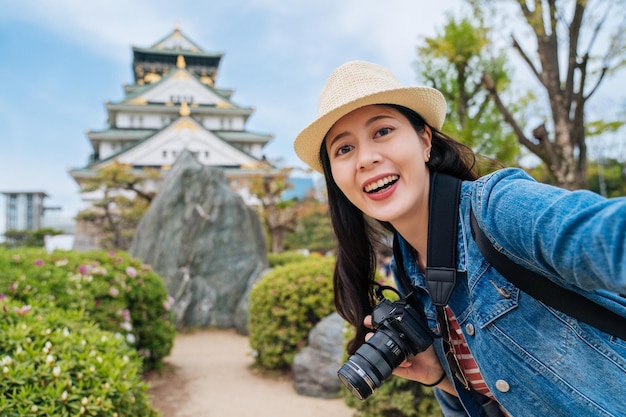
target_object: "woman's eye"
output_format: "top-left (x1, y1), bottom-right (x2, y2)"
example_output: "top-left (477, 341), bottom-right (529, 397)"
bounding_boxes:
top-left (336, 145), bottom-right (352, 155)
top-left (375, 127), bottom-right (392, 138)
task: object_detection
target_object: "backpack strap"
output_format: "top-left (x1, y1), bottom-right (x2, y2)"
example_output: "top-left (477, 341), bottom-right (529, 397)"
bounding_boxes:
top-left (470, 208), bottom-right (626, 341)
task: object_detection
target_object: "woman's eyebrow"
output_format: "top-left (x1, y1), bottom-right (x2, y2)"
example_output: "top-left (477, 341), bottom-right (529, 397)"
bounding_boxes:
top-left (326, 131), bottom-right (349, 148)
top-left (327, 114), bottom-right (395, 148)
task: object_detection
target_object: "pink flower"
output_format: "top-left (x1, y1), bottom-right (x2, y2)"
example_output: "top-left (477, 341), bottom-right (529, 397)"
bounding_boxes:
top-left (13, 305), bottom-right (31, 315)
top-left (78, 265), bottom-right (92, 275)
top-left (108, 251), bottom-right (116, 257)
top-left (108, 287), bottom-right (119, 297)
top-left (125, 267), bottom-right (137, 278)
top-left (163, 295), bottom-right (175, 311)
top-left (11, 254), bottom-right (20, 261)
top-left (33, 259), bottom-right (44, 267)
top-left (0, 294), bottom-right (6, 300)
top-left (119, 309), bottom-right (131, 322)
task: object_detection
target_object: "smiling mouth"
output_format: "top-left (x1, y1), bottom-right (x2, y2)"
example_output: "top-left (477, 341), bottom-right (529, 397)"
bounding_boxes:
top-left (364, 175), bottom-right (399, 193)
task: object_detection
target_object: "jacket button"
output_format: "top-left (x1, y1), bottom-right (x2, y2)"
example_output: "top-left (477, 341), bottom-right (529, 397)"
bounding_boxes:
top-left (495, 379), bottom-right (510, 392)
top-left (465, 323), bottom-right (475, 336)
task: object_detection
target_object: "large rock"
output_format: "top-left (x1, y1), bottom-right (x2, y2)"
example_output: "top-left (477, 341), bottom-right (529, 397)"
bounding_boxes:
top-left (129, 150), bottom-right (268, 334)
top-left (292, 312), bottom-right (346, 398)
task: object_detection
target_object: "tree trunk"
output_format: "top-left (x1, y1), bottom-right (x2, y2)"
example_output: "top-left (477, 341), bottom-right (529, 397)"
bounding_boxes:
top-left (271, 229), bottom-right (284, 254)
top-left (478, 0), bottom-right (619, 190)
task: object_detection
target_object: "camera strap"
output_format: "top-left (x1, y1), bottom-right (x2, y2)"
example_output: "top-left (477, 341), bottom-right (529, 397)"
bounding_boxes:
top-left (397, 172), bottom-right (469, 389)
top-left (390, 172), bottom-right (464, 307)
top-left (425, 172), bottom-right (465, 307)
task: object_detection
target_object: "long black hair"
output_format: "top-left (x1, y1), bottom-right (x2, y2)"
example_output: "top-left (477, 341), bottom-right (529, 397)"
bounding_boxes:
top-left (320, 104), bottom-right (481, 354)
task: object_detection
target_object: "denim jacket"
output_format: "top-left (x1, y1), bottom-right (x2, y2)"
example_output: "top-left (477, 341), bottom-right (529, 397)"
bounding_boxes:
top-left (394, 168), bottom-right (626, 417)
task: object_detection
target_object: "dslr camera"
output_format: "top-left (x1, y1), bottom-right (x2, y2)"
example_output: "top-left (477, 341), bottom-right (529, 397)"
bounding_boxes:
top-left (337, 287), bottom-right (434, 400)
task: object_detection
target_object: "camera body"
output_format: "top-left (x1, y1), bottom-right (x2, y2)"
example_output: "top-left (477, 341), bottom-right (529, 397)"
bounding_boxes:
top-left (337, 295), bottom-right (434, 400)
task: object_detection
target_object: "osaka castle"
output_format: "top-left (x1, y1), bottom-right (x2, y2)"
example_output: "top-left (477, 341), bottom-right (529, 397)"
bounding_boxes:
top-left (69, 27), bottom-right (274, 207)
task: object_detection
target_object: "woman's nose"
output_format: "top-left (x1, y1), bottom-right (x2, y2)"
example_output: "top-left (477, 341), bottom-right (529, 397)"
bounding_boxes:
top-left (357, 146), bottom-right (381, 171)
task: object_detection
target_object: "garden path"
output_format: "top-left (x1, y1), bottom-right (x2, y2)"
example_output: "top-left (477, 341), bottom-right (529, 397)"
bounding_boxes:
top-left (145, 328), bottom-right (354, 417)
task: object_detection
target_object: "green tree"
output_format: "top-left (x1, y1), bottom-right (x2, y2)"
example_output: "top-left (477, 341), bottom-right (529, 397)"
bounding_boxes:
top-left (242, 167), bottom-right (300, 254)
top-left (283, 196), bottom-right (335, 254)
top-left (587, 157), bottom-right (626, 197)
top-left (76, 161), bottom-right (158, 250)
top-left (416, 15), bottom-right (521, 166)
top-left (472, 0), bottom-right (626, 189)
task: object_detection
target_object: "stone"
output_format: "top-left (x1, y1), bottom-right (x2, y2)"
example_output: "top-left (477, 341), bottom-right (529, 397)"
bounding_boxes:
top-left (292, 312), bottom-right (346, 398)
top-left (129, 150), bottom-right (268, 334)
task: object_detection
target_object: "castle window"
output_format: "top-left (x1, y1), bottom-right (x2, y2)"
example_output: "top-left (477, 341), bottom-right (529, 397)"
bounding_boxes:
top-left (170, 95), bottom-right (194, 104)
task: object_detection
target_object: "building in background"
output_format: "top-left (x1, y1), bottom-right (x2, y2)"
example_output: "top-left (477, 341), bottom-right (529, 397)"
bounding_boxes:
top-left (69, 26), bottom-right (275, 207)
top-left (1, 191), bottom-right (48, 231)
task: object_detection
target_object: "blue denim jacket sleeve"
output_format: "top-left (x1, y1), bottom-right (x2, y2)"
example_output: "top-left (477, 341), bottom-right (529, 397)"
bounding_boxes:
top-left (394, 168), bottom-right (626, 417)
top-left (471, 168), bottom-right (626, 294)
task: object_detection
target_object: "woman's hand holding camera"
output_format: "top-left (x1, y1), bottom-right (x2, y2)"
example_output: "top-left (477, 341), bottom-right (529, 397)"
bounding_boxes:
top-left (363, 315), bottom-right (455, 395)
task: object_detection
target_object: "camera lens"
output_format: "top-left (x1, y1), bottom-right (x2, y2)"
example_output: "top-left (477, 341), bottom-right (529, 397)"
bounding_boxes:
top-left (337, 356), bottom-right (378, 400)
top-left (337, 328), bottom-right (407, 400)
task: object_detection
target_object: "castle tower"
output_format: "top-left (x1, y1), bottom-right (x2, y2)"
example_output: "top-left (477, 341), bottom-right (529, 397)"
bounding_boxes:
top-left (69, 27), bottom-right (274, 207)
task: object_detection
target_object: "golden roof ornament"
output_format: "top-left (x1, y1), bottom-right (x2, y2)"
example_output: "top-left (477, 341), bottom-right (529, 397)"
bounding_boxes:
top-left (179, 101), bottom-right (191, 116)
top-left (176, 55), bottom-right (186, 69)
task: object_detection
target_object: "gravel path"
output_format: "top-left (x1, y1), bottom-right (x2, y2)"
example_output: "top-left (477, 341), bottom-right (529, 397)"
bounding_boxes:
top-left (146, 328), bottom-right (354, 417)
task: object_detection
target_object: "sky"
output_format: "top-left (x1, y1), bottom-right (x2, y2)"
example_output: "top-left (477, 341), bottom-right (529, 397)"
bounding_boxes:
top-left (0, 0), bottom-right (624, 235)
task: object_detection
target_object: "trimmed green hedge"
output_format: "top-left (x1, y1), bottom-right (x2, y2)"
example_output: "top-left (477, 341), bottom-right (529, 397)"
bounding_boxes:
top-left (248, 256), bottom-right (335, 370)
top-left (0, 299), bottom-right (159, 416)
top-left (0, 248), bottom-right (175, 371)
top-left (267, 251), bottom-right (309, 268)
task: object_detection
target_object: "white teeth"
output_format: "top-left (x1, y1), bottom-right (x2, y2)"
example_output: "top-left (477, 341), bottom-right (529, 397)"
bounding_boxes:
top-left (364, 175), bottom-right (398, 193)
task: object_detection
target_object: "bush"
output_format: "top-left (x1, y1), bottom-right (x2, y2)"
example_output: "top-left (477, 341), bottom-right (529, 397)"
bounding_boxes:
top-left (248, 256), bottom-right (335, 370)
top-left (0, 248), bottom-right (175, 371)
top-left (0, 299), bottom-right (159, 416)
top-left (267, 251), bottom-right (309, 268)
top-left (3, 228), bottom-right (63, 248)
top-left (344, 375), bottom-right (442, 417)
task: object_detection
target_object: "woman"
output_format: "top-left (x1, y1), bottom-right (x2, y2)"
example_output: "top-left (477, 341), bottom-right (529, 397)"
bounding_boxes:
top-left (293, 60), bottom-right (626, 416)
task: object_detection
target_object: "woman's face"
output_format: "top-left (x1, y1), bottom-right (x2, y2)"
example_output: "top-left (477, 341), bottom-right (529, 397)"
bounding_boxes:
top-left (324, 105), bottom-right (432, 225)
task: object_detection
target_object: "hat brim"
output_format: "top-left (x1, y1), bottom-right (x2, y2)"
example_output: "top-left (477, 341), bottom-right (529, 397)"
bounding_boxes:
top-left (294, 86), bottom-right (446, 174)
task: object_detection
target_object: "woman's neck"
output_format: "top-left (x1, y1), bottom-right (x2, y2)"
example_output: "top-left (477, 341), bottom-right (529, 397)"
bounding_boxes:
top-left (392, 207), bottom-right (429, 273)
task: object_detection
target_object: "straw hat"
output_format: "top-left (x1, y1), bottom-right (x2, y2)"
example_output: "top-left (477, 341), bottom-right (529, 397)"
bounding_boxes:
top-left (293, 60), bottom-right (447, 173)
